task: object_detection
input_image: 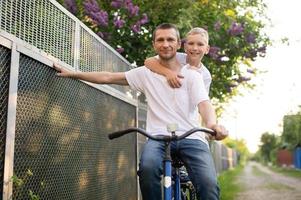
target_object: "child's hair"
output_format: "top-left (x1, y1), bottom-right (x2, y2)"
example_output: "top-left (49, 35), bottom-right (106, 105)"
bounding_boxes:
top-left (186, 27), bottom-right (209, 44)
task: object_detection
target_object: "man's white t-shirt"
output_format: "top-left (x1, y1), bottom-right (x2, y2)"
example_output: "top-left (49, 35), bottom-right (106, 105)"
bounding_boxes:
top-left (125, 65), bottom-right (209, 144)
top-left (176, 52), bottom-right (212, 94)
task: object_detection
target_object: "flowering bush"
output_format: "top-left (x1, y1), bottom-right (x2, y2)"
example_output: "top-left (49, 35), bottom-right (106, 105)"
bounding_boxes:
top-left (61, 0), bottom-right (272, 109)
top-left (63, 0), bottom-right (150, 64)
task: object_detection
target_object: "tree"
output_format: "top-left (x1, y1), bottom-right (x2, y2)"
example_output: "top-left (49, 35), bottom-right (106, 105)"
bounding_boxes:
top-left (60, 0), bottom-right (272, 107)
top-left (282, 107), bottom-right (301, 149)
top-left (259, 132), bottom-right (280, 163)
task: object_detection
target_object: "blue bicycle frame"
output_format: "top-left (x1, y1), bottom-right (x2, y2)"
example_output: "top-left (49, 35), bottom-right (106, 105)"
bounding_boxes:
top-left (108, 126), bottom-right (216, 200)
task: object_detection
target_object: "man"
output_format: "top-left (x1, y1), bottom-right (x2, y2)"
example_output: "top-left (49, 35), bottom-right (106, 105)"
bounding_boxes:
top-left (54, 23), bottom-right (228, 200)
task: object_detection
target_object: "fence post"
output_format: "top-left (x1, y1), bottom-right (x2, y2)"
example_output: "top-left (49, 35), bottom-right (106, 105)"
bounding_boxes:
top-left (3, 42), bottom-right (20, 200)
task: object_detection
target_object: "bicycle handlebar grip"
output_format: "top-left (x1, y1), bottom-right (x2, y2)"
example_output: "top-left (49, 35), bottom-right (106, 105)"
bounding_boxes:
top-left (108, 128), bottom-right (136, 140)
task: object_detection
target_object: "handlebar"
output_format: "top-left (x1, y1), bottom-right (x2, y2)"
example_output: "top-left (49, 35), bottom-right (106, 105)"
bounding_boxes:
top-left (108, 127), bottom-right (216, 142)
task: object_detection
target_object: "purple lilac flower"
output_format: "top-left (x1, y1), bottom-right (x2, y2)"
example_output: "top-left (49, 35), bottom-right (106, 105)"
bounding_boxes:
top-left (128, 4), bottom-right (139, 16)
top-left (64, 0), bottom-right (77, 15)
top-left (83, 0), bottom-right (100, 14)
top-left (214, 21), bottom-right (221, 31)
top-left (244, 49), bottom-right (257, 60)
top-left (228, 22), bottom-right (244, 36)
top-left (139, 13), bottom-right (149, 25)
top-left (116, 47), bottom-right (124, 54)
top-left (237, 76), bottom-right (251, 83)
top-left (131, 22), bottom-right (141, 33)
top-left (97, 32), bottom-right (111, 40)
top-left (247, 69), bottom-right (255, 74)
top-left (246, 33), bottom-right (256, 44)
top-left (113, 16), bottom-right (125, 28)
top-left (97, 32), bottom-right (104, 38)
top-left (90, 10), bottom-right (109, 27)
top-left (208, 46), bottom-right (221, 60)
top-left (257, 46), bottom-right (266, 54)
top-left (111, 0), bottom-right (123, 9)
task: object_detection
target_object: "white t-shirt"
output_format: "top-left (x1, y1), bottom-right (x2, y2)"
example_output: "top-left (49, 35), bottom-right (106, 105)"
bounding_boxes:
top-left (125, 66), bottom-right (209, 143)
top-left (176, 52), bottom-right (212, 94)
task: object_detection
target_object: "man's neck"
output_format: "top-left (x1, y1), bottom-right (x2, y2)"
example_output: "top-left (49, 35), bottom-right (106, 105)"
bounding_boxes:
top-left (158, 57), bottom-right (181, 72)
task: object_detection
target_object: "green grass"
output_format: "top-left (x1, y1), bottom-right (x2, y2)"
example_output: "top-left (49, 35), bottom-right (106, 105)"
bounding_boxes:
top-left (269, 166), bottom-right (301, 179)
top-left (218, 165), bottom-right (243, 200)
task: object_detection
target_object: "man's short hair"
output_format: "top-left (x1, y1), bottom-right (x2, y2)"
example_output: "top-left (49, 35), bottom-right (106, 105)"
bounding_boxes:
top-left (186, 27), bottom-right (209, 44)
top-left (152, 23), bottom-right (181, 42)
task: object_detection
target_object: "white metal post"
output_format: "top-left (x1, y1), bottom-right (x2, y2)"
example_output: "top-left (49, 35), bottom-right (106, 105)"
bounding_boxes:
top-left (3, 42), bottom-right (20, 200)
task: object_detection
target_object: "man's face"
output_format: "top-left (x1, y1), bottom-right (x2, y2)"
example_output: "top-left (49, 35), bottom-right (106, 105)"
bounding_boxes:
top-left (152, 28), bottom-right (181, 60)
top-left (184, 34), bottom-right (210, 62)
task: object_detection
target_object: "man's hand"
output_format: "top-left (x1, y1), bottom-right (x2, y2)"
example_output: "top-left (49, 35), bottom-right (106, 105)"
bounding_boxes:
top-left (166, 71), bottom-right (184, 88)
top-left (210, 124), bottom-right (228, 140)
top-left (53, 63), bottom-right (75, 78)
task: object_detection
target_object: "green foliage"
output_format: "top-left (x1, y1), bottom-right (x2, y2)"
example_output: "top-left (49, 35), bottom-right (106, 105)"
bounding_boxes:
top-left (61, 0), bottom-right (272, 106)
top-left (11, 169), bottom-right (42, 200)
top-left (223, 137), bottom-right (250, 165)
top-left (282, 108), bottom-right (301, 149)
top-left (258, 132), bottom-right (280, 164)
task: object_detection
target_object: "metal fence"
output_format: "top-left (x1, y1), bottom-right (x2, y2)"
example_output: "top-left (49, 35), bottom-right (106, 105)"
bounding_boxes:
top-left (210, 141), bottom-right (239, 174)
top-left (0, 0), bottom-right (238, 199)
top-left (0, 0), bottom-right (142, 199)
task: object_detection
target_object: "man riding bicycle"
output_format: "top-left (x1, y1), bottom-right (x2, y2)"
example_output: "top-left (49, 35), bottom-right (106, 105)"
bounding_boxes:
top-left (54, 23), bottom-right (228, 200)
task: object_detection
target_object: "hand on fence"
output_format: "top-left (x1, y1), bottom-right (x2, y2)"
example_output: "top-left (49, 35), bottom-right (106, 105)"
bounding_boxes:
top-left (53, 63), bottom-right (75, 78)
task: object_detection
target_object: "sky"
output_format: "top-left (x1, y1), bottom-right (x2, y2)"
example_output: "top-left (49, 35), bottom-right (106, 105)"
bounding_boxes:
top-left (220, 0), bottom-right (301, 153)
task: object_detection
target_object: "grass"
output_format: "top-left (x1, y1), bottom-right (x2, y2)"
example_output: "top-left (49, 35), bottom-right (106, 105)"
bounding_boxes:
top-left (269, 165), bottom-right (301, 179)
top-left (218, 165), bottom-right (244, 200)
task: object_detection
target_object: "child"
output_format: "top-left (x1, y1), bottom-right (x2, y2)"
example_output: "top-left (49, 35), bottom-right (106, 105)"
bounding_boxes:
top-left (145, 27), bottom-right (212, 93)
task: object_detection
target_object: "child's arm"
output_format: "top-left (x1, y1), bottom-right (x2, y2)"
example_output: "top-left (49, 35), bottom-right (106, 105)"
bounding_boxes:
top-left (144, 57), bottom-right (184, 88)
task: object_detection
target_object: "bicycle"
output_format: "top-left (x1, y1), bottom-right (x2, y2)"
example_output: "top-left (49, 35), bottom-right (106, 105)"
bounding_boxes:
top-left (108, 124), bottom-right (216, 200)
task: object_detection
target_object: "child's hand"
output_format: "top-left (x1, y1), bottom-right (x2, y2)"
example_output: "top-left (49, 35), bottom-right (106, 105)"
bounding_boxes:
top-left (166, 71), bottom-right (184, 88)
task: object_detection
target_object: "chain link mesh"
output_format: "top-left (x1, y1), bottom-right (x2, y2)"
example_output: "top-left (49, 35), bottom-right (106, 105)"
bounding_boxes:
top-left (79, 27), bottom-right (133, 94)
top-left (0, 45), bottom-right (11, 198)
top-left (0, 0), bottom-right (75, 66)
top-left (12, 54), bottom-right (137, 200)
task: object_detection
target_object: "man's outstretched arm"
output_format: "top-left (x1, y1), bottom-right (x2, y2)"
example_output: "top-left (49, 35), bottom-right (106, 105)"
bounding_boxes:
top-left (198, 100), bottom-right (228, 140)
top-left (53, 63), bottom-right (128, 85)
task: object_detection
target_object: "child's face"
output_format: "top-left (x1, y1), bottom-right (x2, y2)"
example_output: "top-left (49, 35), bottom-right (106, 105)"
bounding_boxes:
top-left (184, 34), bottom-right (210, 62)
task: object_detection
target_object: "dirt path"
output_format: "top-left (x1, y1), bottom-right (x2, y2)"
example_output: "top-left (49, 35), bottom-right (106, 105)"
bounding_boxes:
top-left (235, 161), bottom-right (301, 200)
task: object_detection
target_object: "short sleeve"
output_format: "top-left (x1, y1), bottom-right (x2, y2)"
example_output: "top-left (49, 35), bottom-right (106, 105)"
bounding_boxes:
top-left (124, 67), bottom-right (146, 92)
top-left (189, 71), bottom-right (209, 106)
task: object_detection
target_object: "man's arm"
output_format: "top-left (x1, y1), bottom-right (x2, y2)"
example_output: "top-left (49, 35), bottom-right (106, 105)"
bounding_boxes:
top-left (144, 57), bottom-right (183, 88)
top-left (53, 63), bottom-right (128, 85)
top-left (198, 100), bottom-right (228, 140)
